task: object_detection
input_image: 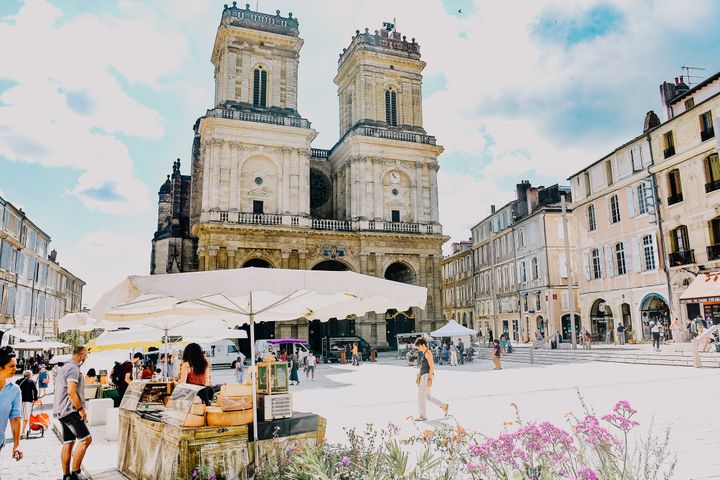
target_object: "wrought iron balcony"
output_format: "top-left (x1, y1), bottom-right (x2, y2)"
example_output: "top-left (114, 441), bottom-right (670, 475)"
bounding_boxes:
top-left (706, 179), bottom-right (720, 193)
top-left (663, 146), bottom-right (676, 158)
top-left (668, 249), bottom-right (695, 267)
top-left (701, 128), bottom-right (715, 142)
top-left (708, 244), bottom-right (720, 261)
top-left (310, 148), bottom-right (330, 159)
top-left (666, 193), bottom-right (684, 205)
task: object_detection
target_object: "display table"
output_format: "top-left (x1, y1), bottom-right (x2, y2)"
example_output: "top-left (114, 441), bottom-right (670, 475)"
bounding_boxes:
top-left (118, 410), bottom-right (326, 480)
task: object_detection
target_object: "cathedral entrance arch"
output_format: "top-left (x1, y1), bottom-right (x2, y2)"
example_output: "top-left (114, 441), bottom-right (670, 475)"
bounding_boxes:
top-left (590, 299), bottom-right (614, 343)
top-left (384, 262), bottom-right (417, 349)
top-left (309, 260), bottom-right (355, 354)
top-left (242, 258), bottom-right (273, 268)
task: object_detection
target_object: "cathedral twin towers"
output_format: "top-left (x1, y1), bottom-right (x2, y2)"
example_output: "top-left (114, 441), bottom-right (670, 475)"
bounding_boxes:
top-left (151, 3), bottom-right (446, 350)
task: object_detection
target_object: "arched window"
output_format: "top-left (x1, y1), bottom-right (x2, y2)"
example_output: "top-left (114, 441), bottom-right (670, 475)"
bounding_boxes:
top-left (385, 87), bottom-right (398, 126)
top-left (614, 242), bottom-right (627, 275)
top-left (587, 204), bottom-right (596, 231)
top-left (609, 195), bottom-right (621, 223)
top-left (667, 169), bottom-right (683, 205)
top-left (642, 235), bottom-right (656, 270)
top-left (253, 66), bottom-right (268, 108)
top-left (591, 248), bottom-right (602, 279)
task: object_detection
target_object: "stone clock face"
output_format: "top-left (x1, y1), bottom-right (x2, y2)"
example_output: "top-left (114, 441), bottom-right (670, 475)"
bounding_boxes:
top-left (310, 168), bottom-right (331, 208)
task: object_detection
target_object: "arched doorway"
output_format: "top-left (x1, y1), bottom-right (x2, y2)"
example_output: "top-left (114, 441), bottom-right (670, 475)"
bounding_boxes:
top-left (384, 262), bottom-right (416, 349)
top-left (242, 258), bottom-right (273, 268)
top-left (590, 299), bottom-right (614, 342)
top-left (309, 260), bottom-right (355, 354)
top-left (640, 294), bottom-right (669, 339)
top-left (561, 314), bottom-right (581, 341)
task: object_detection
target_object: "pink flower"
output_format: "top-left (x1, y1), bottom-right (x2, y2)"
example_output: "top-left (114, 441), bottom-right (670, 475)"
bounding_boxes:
top-left (574, 415), bottom-right (621, 447)
top-left (613, 400), bottom-right (637, 416)
top-left (576, 466), bottom-right (599, 480)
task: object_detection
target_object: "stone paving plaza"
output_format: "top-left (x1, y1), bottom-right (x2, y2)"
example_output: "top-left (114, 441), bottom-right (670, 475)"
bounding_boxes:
top-left (2, 356), bottom-right (719, 479)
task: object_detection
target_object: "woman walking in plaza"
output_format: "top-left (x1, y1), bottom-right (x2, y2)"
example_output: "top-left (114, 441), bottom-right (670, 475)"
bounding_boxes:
top-left (671, 317), bottom-right (683, 343)
top-left (449, 342), bottom-right (458, 366)
top-left (0, 347), bottom-right (23, 463)
top-left (289, 355), bottom-right (300, 386)
top-left (414, 338), bottom-right (448, 421)
top-left (492, 339), bottom-right (502, 370)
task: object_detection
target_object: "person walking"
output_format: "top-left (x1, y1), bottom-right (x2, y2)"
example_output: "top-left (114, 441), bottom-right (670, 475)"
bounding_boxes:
top-left (114, 352), bottom-right (144, 400)
top-left (289, 354), bottom-right (300, 386)
top-left (0, 347), bottom-right (23, 463)
top-left (54, 346), bottom-right (92, 480)
top-left (670, 317), bottom-right (683, 344)
top-left (233, 354), bottom-right (246, 383)
top-left (617, 323), bottom-right (626, 345)
top-left (488, 329), bottom-right (494, 347)
top-left (492, 339), bottom-right (502, 370)
top-left (37, 365), bottom-right (50, 396)
top-left (650, 319), bottom-right (662, 351)
top-left (457, 339), bottom-right (465, 365)
top-left (305, 351), bottom-right (317, 381)
top-left (414, 338), bottom-right (448, 421)
top-left (499, 335), bottom-right (507, 354)
top-left (449, 342), bottom-right (458, 366)
top-left (16, 370), bottom-right (38, 437)
top-left (351, 342), bottom-right (359, 366)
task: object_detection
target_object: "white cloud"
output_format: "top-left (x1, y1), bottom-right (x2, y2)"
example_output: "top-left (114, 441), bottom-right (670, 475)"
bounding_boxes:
top-left (62, 230), bottom-right (149, 307)
top-left (0, 0), bottom-right (189, 214)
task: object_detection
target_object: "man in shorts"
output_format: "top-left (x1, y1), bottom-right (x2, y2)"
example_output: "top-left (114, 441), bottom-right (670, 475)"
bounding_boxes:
top-left (305, 351), bottom-right (317, 381)
top-left (54, 346), bottom-right (92, 480)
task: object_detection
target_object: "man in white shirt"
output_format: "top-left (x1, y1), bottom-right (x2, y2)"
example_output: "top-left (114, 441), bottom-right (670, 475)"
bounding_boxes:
top-left (305, 352), bottom-right (317, 381)
top-left (650, 320), bottom-right (662, 351)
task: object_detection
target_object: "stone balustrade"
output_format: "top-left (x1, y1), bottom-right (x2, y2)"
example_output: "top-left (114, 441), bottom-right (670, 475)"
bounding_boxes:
top-left (207, 210), bottom-right (442, 235)
top-left (206, 107), bottom-right (312, 129)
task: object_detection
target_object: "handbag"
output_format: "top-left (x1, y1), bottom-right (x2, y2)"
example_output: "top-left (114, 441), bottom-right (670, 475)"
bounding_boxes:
top-left (416, 372), bottom-right (421, 385)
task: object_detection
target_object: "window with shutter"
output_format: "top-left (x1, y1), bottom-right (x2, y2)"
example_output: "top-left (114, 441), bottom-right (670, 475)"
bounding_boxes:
top-left (253, 67), bottom-right (267, 108)
top-left (558, 253), bottom-right (568, 278)
top-left (385, 88), bottom-right (398, 126)
top-left (610, 195), bottom-right (621, 223)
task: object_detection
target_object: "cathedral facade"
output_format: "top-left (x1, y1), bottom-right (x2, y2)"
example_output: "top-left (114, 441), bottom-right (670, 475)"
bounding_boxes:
top-left (151, 4), bottom-right (446, 350)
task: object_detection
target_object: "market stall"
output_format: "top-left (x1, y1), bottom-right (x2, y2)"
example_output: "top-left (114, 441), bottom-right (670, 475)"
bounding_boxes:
top-left (680, 271), bottom-right (720, 322)
top-left (79, 267), bottom-right (426, 479)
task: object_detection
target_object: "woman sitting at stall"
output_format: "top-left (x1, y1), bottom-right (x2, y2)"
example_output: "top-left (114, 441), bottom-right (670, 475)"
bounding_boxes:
top-left (85, 368), bottom-right (98, 385)
top-left (178, 343), bottom-right (213, 405)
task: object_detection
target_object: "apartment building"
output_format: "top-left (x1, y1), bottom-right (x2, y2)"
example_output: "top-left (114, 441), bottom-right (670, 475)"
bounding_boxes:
top-left (440, 241), bottom-right (474, 327)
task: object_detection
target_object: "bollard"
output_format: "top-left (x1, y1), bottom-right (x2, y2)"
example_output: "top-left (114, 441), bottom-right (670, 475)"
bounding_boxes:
top-left (529, 345), bottom-right (534, 365)
top-left (693, 339), bottom-right (700, 368)
top-left (340, 352), bottom-right (347, 364)
top-left (370, 347), bottom-right (377, 362)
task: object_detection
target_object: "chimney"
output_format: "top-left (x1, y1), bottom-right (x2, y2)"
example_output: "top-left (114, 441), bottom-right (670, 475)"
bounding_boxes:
top-left (490, 204), bottom-right (496, 214)
top-left (659, 80), bottom-right (678, 120)
top-left (644, 111), bottom-right (661, 132)
top-left (48, 249), bottom-right (57, 263)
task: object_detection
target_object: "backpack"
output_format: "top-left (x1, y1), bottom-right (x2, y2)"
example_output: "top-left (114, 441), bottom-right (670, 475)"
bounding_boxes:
top-left (110, 362), bottom-right (124, 386)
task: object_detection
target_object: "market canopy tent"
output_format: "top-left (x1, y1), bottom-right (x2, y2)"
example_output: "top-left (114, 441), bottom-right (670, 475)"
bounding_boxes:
top-left (11, 341), bottom-right (70, 351)
top-left (0, 327), bottom-right (42, 347)
top-left (87, 267), bottom-right (427, 446)
top-left (680, 272), bottom-right (720, 304)
top-left (431, 320), bottom-right (477, 337)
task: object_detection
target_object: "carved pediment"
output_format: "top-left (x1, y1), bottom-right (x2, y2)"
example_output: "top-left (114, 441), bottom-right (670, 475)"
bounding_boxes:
top-left (247, 186), bottom-right (271, 197)
top-left (387, 199), bottom-right (407, 207)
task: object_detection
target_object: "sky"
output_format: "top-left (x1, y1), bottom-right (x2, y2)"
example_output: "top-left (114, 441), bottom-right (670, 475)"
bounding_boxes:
top-left (1, 0), bottom-right (719, 306)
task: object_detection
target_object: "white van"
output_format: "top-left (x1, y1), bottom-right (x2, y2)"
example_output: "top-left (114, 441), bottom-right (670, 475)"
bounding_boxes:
top-left (254, 339), bottom-right (309, 362)
top-left (202, 339), bottom-right (242, 367)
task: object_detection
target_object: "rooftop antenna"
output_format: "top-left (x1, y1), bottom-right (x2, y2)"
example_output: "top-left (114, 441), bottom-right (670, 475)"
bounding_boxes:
top-left (681, 65), bottom-right (705, 86)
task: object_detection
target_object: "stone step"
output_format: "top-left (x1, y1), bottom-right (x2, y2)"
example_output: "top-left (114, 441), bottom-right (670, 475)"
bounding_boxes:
top-left (474, 349), bottom-right (720, 368)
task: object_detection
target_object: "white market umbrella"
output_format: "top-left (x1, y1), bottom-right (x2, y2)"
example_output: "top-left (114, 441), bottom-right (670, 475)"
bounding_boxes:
top-left (430, 320), bottom-right (477, 337)
top-left (89, 267), bottom-right (427, 446)
top-left (59, 312), bottom-right (104, 333)
top-left (11, 341), bottom-right (70, 351)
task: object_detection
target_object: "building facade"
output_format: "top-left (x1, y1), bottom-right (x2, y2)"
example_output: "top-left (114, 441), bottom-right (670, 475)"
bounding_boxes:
top-left (440, 241), bottom-right (474, 327)
top-left (151, 6), bottom-right (446, 350)
top-left (568, 126), bottom-right (668, 342)
top-left (513, 183), bottom-right (580, 342)
top-left (471, 202), bottom-right (520, 341)
top-left (0, 195), bottom-right (85, 340)
top-left (651, 73), bottom-right (720, 324)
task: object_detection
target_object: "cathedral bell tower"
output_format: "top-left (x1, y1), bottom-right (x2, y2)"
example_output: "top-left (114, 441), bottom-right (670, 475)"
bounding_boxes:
top-left (190, 3), bottom-right (317, 228)
top-left (329, 22), bottom-right (442, 227)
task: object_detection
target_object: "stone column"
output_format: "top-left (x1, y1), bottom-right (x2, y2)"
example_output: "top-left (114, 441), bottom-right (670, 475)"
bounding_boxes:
top-left (375, 253), bottom-right (385, 278)
top-left (298, 249), bottom-right (308, 270)
top-left (373, 157), bottom-right (383, 220)
top-left (429, 163), bottom-right (440, 223)
top-left (299, 149), bottom-right (310, 216)
top-left (207, 246), bottom-right (219, 271)
top-left (197, 246), bottom-right (207, 271)
top-left (359, 252), bottom-right (369, 275)
top-left (229, 144), bottom-right (238, 211)
top-left (282, 148), bottom-right (291, 214)
top-left (431, 255), bottom-right (443, 322)
top-left (201, 142), bottom-right (211, 212)
top-left (414, 164), bottom-right (423, 222)
top-left (227, 245), bottom-right (238, 269)
top-left (358, 158), bottom-right (367, 219)
top-left (417, 255), bottom-right (430, 330)
top-left (281, 249), bottom-right (291, 269)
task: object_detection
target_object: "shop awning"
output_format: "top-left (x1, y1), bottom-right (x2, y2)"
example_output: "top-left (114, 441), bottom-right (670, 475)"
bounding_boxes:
top-left (680, 272), bottom-right (720, 304)
top-left (431, 320), bottom-right (477, 337)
